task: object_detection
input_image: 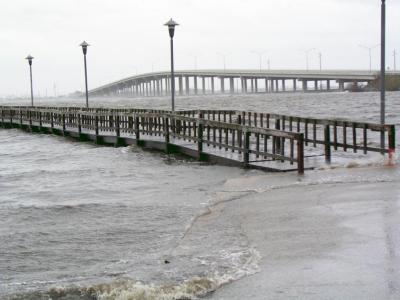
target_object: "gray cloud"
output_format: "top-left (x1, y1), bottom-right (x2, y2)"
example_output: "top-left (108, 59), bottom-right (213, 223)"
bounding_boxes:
top-left (0, 0), bottom-right (399, 97)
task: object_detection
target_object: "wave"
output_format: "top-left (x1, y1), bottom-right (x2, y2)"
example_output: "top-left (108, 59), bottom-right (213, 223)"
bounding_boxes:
top-left (4, 247), bottom-right (260, 300)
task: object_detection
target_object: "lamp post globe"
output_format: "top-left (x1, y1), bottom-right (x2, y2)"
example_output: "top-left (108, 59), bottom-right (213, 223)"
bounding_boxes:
top-left (164, 19), bottom-right (179, 111)
top-left (164, 18), bottom-right (179, 38)
top-left (80, 41), bottom-right (89, 55)
top-left (80, 41), bottom-right (90, 108)
top-left (25, 55), bottom-right (34, 106)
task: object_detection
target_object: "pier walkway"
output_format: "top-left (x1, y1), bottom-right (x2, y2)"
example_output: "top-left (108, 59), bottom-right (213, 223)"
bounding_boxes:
top-left (0, 106), bottom-right (396, 174)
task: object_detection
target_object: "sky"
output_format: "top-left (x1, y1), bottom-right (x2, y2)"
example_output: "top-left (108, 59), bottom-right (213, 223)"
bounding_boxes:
top-left (0, 0), bottom-right (399, 97)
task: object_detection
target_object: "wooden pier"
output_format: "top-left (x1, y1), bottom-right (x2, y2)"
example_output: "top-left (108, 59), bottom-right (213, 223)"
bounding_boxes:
top-left (0, 106), bottom-right (396, 174)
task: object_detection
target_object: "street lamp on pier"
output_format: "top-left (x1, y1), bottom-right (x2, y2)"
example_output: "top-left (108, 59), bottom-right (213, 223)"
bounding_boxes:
top-left (25, 55), bottom-right (34, 106)
top-left (80, 41), bottom-right (90, 108)
top-left (380, 0), bottom-right (386, 150)
top-left (164, 18), bottom-right (179, 112)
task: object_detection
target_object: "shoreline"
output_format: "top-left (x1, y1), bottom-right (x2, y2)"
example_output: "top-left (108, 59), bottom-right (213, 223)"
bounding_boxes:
top-left (205, 165), bottom-right (400, 299)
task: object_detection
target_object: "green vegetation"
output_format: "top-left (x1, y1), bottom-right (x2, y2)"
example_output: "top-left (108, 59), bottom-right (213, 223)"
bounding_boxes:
top-left (368, 75), bottom-right (400, 91)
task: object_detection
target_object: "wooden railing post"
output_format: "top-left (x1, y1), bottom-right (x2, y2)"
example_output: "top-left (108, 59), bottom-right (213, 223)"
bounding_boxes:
top-left (9, 109), bottom-right (13, 127)
top-left (95, 110), bottom-right (99, 141)
top-left (388, 125), bottom-right (396, 162)
top-left (78, 113), bottom-right (82, 135)
top-left (297, 133), bottom-right (305, 175)
top-left (62, 113), bottom-right (66, 134)
top-left (324, 124), bottom-right (331, 163)
top-left (39, 111), bottom-right (42, 130)
top-left (0, 108), bottom-right (4, 127)
top-left (115, 114), bottom-right (120, 137)
top-left (275, 118), bottom-right (281, 153)
top-left (198, 112), bottom-right (204, 160)
top-left (19, 109), bottom-right (23, 127)
top-left (243, 131), bottom-right (250, 166)
top-left (237, 115), bottom-right (242, 153)
top-left (135, 116), bottom-right (140, 144)
top-left (128, 115), bottom-right (133, 131)
top-left (164, 117), bottom-right (170, 144)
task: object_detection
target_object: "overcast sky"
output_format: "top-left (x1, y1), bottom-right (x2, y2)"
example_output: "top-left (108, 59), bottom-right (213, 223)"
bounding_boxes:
top-left (1, 0), bottom-right (399, 97)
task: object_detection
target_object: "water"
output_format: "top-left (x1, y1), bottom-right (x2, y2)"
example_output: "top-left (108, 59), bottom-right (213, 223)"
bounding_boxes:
top-left (0, 91), bottom-right (399, 299)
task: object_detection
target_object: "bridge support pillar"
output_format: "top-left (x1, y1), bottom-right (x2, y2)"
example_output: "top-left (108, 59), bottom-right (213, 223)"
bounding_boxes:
top-left (230, 77), bottom-right (234, 93)
top-left (271, 80), bottom-right (274, 92)
top-left (293, 79), bottom-right (297, 92)
top-left (202, 77), bottom-right (206, 94)
top-left (302, 80), bottom-right (308, 91)
top-left (250, 79), bottom-right (254, 93)
top-left (211, 77), bottom-right (215, 94)
top-left (178, 76), bottom-right (183, 96)
top-left (282, 80), bottom-right (286, 92)
top-left (156, 79), bottom-right (161, 96)
top-left (265, 78), bottom-right (269, 93)
top-left (327, 80), bottom-right (331, 91)
top-left (220, 77), bottom-right (225, 93)
top-left (165, 77), bottom-right (171, 95)
top-left (185, 76), bottom-right (190, 95)
top-left (255, 78), bottom-right (258, 93)
top-left (339, 80), bottom-right (345, 91)
top-left (314, 80), bottom-right (318, 91)
top-left (160, 79), bottom-right (164, 96)
top-left (275, 80), bottom-right (279, 92)
top-left (194, 76), bottom-right (198, 94)
top-left (135, 83), bottom-right (139, 96)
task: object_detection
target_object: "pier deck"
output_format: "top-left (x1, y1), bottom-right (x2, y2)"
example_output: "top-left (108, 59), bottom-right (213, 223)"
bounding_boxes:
top-left (0, 106), bottom-right (395, 174)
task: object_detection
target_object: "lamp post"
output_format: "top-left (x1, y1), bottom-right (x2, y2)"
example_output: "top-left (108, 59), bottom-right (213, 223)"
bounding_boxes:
top-left (318, 52), bottom-right (322, 71)
top-left (359, 44), bottom-right (380, 72)
top-left (251, 50), bottom-right (268, 72)
top-left (80, 41), bottom-right (90, 108)
top-left (25, 55), bottom-right (34, 106)
top-left (164, 18), bottom-right (179, 112)
top-left (304, 48), bottom-right (315, 71)
top-left (217, 52), bottom-right (227, 71)
top-left (189, 54), bottom-right (199, 70)
top-left (380, 0), bottom-right (386, 150)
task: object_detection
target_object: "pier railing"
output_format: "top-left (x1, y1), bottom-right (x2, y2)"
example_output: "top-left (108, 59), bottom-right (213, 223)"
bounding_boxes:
top-left (0, 106), bottom-right (306, 174)
top-left (178, 109), bottom-right (396, 161)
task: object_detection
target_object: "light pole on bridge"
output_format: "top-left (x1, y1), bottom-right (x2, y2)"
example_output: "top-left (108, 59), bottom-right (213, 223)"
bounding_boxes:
top-left (251, 50), bottom-right (268, 72)
top-left (164, 18), bottom-right (179, 112)
top-left (80, 41), bottom-right (90, 108)
top-left (25, 55), bottom-right (34, 106)
top-left (359, 44), bottom-right (380, 72)
top-left (304, 48), bottom-right (315, 71)
top-left (217, 52), bottom-right (227, 71)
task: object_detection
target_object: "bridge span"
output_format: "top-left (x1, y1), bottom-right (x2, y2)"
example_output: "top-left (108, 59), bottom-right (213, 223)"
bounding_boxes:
top-left (89, 69), bottom-right (398, 97)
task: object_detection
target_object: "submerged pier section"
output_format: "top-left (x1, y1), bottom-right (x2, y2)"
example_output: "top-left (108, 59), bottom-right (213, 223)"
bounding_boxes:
top-left (0, 106), bottom-right (396, 174)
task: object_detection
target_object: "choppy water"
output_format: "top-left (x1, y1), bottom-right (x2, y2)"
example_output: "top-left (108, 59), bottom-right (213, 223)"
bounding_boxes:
top-left (0, 91), bottom-right (399, 299)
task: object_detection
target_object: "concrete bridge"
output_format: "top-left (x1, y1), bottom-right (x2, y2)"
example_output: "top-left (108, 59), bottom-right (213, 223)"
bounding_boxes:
top-left (89, 69), bottom-right (398, 97)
